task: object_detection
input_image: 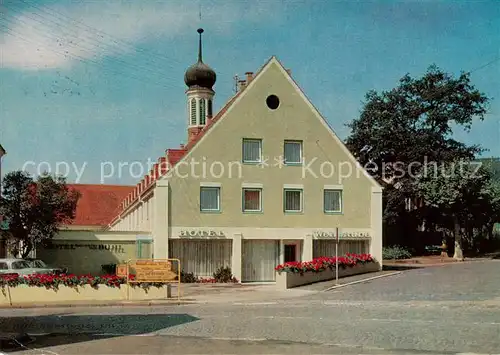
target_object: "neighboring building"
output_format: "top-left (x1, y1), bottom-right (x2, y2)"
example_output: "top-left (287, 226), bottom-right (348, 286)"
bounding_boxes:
top-left (64, 184), bottom-right (134, 231)
top-left (105, 28), bottom-right (383, 282)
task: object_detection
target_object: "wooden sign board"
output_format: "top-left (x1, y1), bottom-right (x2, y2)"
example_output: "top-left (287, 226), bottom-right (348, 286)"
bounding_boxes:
top-left (116, 264), bottom-right (128, 277)
top-left (130, 260), bottom-right (177, 282)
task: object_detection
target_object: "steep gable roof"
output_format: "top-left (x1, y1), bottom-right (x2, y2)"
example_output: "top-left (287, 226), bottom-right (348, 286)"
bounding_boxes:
top-left (0, 144), bottom-right (5, 155)
top-left (67, 184), bottom-right (133, 227)
top-left (160, 56), bottom-right (382, 190)
top-left (109, 56), bottom-right (382, 227)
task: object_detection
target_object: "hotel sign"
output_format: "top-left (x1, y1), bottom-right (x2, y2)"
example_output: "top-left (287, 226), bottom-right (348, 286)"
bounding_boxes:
top-left (313, 231), bottom-right (371, 239)
top-left (180, 230), bottom-right (225, 237)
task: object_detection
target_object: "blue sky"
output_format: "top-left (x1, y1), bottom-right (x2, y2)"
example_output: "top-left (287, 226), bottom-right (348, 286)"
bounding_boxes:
top-left (1, 0), bottom-right (499, 185)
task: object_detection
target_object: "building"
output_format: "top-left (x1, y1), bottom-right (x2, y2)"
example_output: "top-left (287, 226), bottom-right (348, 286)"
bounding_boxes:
top-left (104, 28), bottom-right (383, 282)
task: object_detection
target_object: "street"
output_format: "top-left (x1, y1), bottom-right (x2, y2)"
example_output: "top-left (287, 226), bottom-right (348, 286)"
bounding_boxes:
top-left (2, 260), bottom-right (500, 354)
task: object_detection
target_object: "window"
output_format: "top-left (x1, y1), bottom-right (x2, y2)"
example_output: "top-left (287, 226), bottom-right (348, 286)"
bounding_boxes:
top-left (284, 140), bottom-right (302, 164)
top-left (243, 188), bottom-right (262, 212)
top-left (200, 187), bottom-right (220, 212)
top-left (207, 99), bottom-right (213, 117)
top-left (0, 262), bottom-right (8, 270)
top-left (190, 98), bottom-right (197, 125)
top-left (324, 189), bottom-right (342, 213)
top-left (12, 261), bottom-right (30, 269)
top-left (242, 139), bottom-right (262, 163)
top-left (200, 98), bottom-right (206, 125)
top-left (266, 94), bottom-right (280, 110)
top-left (284, 189), bottom-right (303, 212)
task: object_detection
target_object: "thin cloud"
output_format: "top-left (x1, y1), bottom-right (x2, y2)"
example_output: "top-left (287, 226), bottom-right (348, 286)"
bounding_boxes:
top-left (0, 0), bottom-right (281, 71)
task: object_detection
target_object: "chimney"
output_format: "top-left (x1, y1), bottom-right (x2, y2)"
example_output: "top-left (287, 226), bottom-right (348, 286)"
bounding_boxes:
top-left (245, 72), bottom-right (253, 84)
top-left (238, 79), bottom-right (247, 92)
top-left (286, 68), bottom-right (292, 75)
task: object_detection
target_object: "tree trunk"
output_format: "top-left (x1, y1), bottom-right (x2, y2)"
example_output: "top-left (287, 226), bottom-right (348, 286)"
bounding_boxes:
top-left (453, 217), bottom-right (464, 261)
top-left (20, 242), bottom-right (33, 259)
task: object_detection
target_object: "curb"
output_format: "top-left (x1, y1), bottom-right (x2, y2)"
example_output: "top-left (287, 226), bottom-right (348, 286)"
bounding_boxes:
top-left (322, 271), bottom-right (402, 292)
top-left (383, 258), bottom-right (492, 269)
top-left (0, 300), bottom-right (199, 309)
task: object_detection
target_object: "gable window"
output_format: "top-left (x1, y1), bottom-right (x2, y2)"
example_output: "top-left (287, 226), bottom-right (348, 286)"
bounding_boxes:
top-left (200, 187), bottom-right (220, 212)
top-left (324, 189), bottom-right (342, 213)
top-left (284, 140), bottom-right (302, 164)
top-left (199, 98), bottom-right (206, 125)
top-left (190, 98), bottom-right (197, 125)
top-left (242, 139), bottom-right (262, 163)
top-left (243, 188), bottom-right (262, 212)
top-left (284, 189), bottom-right (303, 213)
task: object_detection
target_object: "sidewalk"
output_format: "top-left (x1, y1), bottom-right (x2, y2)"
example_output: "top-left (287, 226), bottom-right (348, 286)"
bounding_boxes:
top-left (382, 255), bottom-right (493, 269)
top-left (0, 283), bottom-right (317, 309)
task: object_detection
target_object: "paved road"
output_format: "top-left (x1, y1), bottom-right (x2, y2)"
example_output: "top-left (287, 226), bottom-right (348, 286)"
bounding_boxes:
top-left (2, 260), bottom-right (500, 354)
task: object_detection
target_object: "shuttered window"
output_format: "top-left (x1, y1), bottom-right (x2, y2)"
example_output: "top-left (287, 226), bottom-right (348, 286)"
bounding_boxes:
top-left (207, 99), bottom-right (213, 117)
top-left (284, 189), bottom-right (302, 212)
top-left (324, 189), bottom-right (342, 213)
top-left (200, 187), bottom-right (220, 212)
top-left (242, 139), bottom-right (262, 163)
top-left (199, 98), bottom-right (206, 125)
top-left (190, 99), bottom-right (197, 125)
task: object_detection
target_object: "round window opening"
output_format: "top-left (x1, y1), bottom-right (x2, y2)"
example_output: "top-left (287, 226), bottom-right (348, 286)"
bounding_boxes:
top-left (266, 94), bottom-right (280, 110)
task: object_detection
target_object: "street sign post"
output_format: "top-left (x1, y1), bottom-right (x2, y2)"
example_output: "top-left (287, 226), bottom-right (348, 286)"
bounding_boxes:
top-left (335, 227), bottom-right (339, 285)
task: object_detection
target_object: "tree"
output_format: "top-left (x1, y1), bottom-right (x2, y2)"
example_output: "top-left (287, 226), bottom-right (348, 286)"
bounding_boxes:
top-left (0, 171), bottom-right (80, 258)
top-left (345, 65), bottom-right (491, 249)
top-left (414, 160), bottom-right (490, 259)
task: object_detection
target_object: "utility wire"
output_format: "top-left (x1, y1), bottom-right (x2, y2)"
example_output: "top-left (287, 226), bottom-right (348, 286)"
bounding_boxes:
top-left (0, 24), bottom-right (175, 90)
top-left (16, 0), bottom-right (186, 67)
top-left (2, 6), bottom-right (180, 82)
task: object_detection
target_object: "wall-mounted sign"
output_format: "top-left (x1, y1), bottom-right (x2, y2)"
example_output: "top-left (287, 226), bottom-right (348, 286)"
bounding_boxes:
top-left (179, 230), bottom-right (225, 238)
top-left (44, 243), bottom-right (126, 253)
top-left (312, 231), bottom-right (371, 239)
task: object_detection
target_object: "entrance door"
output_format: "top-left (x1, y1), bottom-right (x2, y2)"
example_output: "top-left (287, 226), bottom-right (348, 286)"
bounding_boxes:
top-left (284, 244), bottom-right (297, 263)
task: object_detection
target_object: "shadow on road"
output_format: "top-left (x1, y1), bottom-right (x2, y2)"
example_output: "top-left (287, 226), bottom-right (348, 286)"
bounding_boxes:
top-left (0, 313), bottom-right (199, 352)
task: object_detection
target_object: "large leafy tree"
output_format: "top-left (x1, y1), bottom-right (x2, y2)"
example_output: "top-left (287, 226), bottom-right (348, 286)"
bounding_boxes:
top-left (0, 171), bottom-right (80, 258)
top-left (414, 160), bottom-right (490, 259)
top-left (345, 65), bottom-right (491, 250)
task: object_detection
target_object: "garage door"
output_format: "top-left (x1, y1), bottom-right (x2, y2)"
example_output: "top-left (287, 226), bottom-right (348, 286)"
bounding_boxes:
top-left (242, 240), bottom-right (279, 282)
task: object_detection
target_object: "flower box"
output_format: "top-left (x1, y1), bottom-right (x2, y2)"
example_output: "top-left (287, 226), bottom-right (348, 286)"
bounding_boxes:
top-left (0, 273), bottom-right (172, 306)
top-left (275, 253), bottom-right (380, 289)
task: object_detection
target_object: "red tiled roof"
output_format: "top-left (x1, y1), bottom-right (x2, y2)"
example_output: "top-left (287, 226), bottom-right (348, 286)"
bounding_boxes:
top-left (67, 184), bottom-right (134, 226)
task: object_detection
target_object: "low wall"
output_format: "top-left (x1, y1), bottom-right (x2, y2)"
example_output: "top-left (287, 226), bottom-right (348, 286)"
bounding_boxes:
top-left (276, 262), bottom-right (380, 289)
top-left (0, 284), bottom-right (174, 306)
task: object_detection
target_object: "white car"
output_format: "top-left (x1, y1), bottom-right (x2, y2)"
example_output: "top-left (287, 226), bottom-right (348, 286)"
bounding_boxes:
top-left (0, 258), bottom-right (57, 277)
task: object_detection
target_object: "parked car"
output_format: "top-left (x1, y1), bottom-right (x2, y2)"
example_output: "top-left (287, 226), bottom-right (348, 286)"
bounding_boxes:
top-left (24, 258), bottom-right (67, 275)
top-left (0, 258), bottom-right (62, 277)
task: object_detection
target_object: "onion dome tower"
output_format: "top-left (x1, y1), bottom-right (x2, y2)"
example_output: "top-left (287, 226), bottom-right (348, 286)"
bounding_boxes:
top-left (184, 28), bottom-right (216, 142)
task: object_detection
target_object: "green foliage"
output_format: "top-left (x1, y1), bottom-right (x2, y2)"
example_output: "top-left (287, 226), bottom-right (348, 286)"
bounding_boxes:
top-left (213, 266), bottom-right (235, 283)
top-left (345, 65), bottom-right (493, 252)
top-left (180, 270), bottom-right (198, 283)
top-left (382, 245), bottom-right (412, 260)
top-left (0, 171), bottom-right (80, 258)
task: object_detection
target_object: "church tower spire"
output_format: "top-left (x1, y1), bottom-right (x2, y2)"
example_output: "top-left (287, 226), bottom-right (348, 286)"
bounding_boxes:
top-left (184, 28), bottom-right (216, 143)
